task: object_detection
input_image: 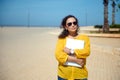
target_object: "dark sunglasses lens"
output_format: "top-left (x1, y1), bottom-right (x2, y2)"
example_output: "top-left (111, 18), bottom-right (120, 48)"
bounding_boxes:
top-left (67, 22), bottom-right (77, 26)
top-left (73, 22), bottom-right (77, 25)
top-left (67, 23), bottom-right (72, 26)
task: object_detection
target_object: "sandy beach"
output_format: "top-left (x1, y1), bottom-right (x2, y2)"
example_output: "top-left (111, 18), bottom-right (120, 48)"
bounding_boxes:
top-left (0, 27), bottom-right (120, 80)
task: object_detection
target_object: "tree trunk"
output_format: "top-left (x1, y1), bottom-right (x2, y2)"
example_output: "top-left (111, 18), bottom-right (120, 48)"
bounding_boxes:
top-left (103, 0), bottom-right (109, 33)
top-left (112, 1), bottom-right (116, 25)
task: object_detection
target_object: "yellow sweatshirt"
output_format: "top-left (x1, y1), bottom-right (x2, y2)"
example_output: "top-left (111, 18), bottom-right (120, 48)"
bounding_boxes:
top-left (55, 34), bottom-right (90, 80)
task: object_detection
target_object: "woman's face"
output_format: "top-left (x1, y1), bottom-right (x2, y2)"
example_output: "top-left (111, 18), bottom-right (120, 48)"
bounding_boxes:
top-left (65, 17), bottom-right (78, 33)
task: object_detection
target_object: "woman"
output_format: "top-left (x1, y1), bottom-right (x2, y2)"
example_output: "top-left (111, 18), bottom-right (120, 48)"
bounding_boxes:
top-left (55, 15), bottom-right (90, 80)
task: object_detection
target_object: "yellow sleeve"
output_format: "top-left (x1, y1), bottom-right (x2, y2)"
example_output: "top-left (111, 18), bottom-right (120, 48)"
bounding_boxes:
top-left (74, 35), bottom-right (90, 58)
top-left (55, 38), bottom-right (68, 64)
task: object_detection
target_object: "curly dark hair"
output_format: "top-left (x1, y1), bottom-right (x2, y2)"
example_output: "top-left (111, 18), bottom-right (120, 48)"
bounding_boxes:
top-left (58, 15), bottom-right (79, 38)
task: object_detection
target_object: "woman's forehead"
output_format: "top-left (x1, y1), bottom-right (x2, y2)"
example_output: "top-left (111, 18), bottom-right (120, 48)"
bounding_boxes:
top-left (66, 17), bottom-right (76, 22)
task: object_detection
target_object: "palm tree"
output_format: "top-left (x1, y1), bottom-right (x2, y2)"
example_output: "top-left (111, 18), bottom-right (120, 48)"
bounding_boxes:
top-left (111, 0), bottom-right (120, 25)
top-left (103, 0), bottom-right (109, 32)
top-left (111, 0), bottom-right (116, 25)
top-left (118, 3), bottom-right (120, 8)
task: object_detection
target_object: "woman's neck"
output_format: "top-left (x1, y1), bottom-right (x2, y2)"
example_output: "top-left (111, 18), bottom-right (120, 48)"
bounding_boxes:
top-left (68, 32), bottom-right (78, 38)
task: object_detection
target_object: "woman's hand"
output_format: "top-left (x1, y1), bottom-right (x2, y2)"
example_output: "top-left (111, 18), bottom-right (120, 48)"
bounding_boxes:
top-left (75, 58), bottom-right (85, 67)
top-left (63, 47), bottom-right (71, 55)
top-left (64, 47), bottom-right (85, 67)
top-left (68, 56), bottom-right (85, 68)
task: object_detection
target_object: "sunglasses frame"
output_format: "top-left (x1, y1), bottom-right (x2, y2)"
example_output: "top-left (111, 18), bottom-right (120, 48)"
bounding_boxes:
top-left (67, 21), bottom-right (77, 27)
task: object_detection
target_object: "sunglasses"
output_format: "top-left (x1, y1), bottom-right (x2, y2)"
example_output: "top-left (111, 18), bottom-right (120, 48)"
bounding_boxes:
top-left (67, 21), bottom-right (77, 26)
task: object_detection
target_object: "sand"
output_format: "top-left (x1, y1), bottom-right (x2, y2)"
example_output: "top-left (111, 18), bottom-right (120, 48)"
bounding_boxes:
top-left (0, 27), bottom-right (120, 80)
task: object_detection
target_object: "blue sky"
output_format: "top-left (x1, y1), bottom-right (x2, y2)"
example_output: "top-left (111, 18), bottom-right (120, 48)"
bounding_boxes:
top-left (0, 0), bottom-right (120, 27)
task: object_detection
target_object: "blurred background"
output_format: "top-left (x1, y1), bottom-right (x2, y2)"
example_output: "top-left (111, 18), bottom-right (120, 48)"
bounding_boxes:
top-left (0, 0), bottom-right (120, 27)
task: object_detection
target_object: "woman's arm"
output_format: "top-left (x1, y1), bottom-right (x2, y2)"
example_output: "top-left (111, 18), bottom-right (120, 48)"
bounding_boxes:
top-left (55, 39), bottom-right (68, 64)
top-left (75, 36), bottom-right (90, 58)
top-left (67, 56), bottom-right (85, 67)
top-left (63, 47), bottom-right (85, 67)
